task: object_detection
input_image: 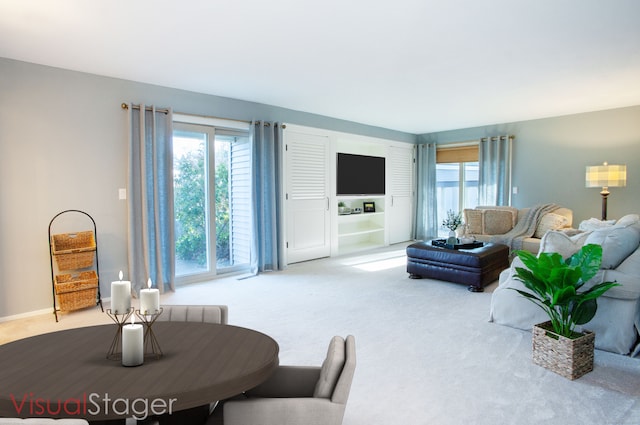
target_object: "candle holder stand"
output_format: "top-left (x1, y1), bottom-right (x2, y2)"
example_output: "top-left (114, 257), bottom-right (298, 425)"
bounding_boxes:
top-left (105, 307), bottom-right (134, 360)
top-left (135, 308), bottom-right (164, 360)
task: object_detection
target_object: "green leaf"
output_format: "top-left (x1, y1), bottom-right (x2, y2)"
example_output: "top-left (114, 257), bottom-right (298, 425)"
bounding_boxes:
top-left (512, 243), bottom-right (619, 338)
top-left (573, 299), bottom-right (597, 325)
top-left (509, 288), bottom-right (554, 316)
top-left (581, 281), bottom-right (620, 300)
top-left (552, 285), bottom-right (576, 306)
top-left (514, 267), bottom-right (549, 299)
top-left (568, 244), bottom-right (602, 282)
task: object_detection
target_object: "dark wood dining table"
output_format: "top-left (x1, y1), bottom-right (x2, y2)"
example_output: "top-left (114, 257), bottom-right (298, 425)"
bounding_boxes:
top-left (0, 321), bottom-right (279, 422)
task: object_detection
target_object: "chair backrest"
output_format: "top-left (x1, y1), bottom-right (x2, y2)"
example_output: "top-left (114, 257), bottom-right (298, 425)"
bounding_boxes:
top-left (155, 304), bottom-right (228, 324)
top-left (312, 335), bottom-right (356, 404)
top-left (331, 335), bottom-right (356, 404)
top-left (0, 420), bottom-right (89, 424)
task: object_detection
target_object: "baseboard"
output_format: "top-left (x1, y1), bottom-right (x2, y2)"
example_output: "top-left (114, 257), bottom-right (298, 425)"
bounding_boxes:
top-left (0, 307), bottom-right (54, 323)
top-left (0, 298), bottom-right (111, 323)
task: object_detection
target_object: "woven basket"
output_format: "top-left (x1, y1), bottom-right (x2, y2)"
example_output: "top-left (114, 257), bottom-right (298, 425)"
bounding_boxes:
top-left (532, 321), bottom-right (595, 380)
top-left (51, 231), bottom-right (96, 270)
top-left (55, 271), bottom-right (99, 311)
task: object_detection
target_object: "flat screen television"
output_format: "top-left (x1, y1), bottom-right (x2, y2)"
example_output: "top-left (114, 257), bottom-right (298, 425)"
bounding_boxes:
top-left (336, 153), bottom-right (385, 196)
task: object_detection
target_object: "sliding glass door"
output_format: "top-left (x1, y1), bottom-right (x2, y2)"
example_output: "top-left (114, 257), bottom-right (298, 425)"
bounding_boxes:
top-left (173, 123), bottom-right (250, 283)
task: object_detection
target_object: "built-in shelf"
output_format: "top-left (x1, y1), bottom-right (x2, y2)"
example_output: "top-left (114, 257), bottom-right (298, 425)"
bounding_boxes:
top-left (337, 197), bottom-right (385, 255)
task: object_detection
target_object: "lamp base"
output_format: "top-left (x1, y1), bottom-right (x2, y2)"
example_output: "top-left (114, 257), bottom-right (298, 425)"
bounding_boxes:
top-left (600, 189), bottom-right (610, 221)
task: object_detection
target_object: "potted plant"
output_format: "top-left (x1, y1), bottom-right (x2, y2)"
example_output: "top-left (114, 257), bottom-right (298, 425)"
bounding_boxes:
top-left (512, 244), bottom-right (619, 379)
top-left (442, 210), bottom-right (462, 244)
top-left (338, 201), bottom-right (349, 215)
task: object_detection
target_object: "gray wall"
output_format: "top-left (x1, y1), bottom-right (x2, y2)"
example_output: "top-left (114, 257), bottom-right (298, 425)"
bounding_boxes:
top-left (2, 56), bottom-right (639, 319)
top-left (0, 58), bottom-right (415, 319)
top-left (418, 106), bottom-right (640, 224)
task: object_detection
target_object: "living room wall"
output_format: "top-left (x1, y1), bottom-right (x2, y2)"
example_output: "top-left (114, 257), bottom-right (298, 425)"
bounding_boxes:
top-left (0, 58), bottom-right (415, 320)
top-left (418, 105), bottom-right (640, 224)
top-left (2, 56), bottom-right (639, 320)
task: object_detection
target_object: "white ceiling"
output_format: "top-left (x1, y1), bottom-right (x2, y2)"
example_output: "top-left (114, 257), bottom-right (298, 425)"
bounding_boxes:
top-left (1, 0), bottom-right (639, 134)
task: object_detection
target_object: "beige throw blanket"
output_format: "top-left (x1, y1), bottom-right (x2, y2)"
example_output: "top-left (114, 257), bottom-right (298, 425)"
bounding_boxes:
top-left (490, 203), bottom-right (560, 251)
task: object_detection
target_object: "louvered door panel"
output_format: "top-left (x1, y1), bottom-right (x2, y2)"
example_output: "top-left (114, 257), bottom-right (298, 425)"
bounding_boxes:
top-left (388, 145), bottom-right (415, 244)
top-left (284, 130), bottom-right (331, 263)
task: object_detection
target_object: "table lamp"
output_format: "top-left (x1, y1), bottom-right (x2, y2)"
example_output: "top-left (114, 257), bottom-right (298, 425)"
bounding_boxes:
top-left (585, 162), bottom-right (626, 220)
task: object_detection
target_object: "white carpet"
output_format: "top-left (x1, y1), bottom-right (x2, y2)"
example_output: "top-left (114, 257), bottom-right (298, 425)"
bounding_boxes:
top-left (3, 243), bottom-right (640, 424)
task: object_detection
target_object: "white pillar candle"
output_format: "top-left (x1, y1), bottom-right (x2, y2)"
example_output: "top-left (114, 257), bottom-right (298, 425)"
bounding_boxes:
top-left (122, 317), bottom-right (144, 367)
top-left (111, 271), bottom-right (131, 314)
top-left (140, 278), bottom-right (160, 314)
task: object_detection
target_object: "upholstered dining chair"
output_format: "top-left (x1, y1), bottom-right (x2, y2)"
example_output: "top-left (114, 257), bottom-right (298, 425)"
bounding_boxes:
top-left (155, 304), bottom-right (229, 324)
top-left (207, 335), bottom-right (356, 425)
top-left (136, 304), bottom-right (229, 425)
top-left (0, 420), bottom-right (89, 424)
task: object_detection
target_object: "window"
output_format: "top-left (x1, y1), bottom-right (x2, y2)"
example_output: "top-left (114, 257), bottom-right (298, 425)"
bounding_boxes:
top-left (173, 120), bottom-right (250, 284)
top-left (436, 145), bottom-right (479, 237)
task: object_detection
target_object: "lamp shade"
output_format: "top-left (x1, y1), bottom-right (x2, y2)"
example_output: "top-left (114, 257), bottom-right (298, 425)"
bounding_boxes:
top-left (585, 163), bottom-right (627, 188)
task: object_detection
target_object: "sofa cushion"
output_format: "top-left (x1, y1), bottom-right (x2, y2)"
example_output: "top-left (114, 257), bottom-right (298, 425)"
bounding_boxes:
top-left (482, 209), bottom-right (515, 235)
top-left (584, 223), bottom-right (640, 269)
top-left (464, 209), bottom-right (484, 234)
top-left (534, 213), bottom-right (570, 238)
top-left (615, 246), bottom-right (640, 277)
top-left (538, 230), bottom-right (590, 258)
top-left (476, 205), bottom-right (518, 228)
top-left (313, 336), bottom-right (345, 398)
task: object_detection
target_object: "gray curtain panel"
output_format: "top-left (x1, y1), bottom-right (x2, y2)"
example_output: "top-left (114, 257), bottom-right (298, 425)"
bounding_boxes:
top-left (479, 135), bottom-right (512, 206)
top-left (414, 143), bottom-right (438, 240)
top-left (250, 121), bottom-right (284, 275)
top-left (127, 104), bottom-right (175, 294)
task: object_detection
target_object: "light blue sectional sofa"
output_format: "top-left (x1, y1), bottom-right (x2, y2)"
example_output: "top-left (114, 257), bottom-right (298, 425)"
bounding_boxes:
top-left (489, 214), bottom-right (640, 356)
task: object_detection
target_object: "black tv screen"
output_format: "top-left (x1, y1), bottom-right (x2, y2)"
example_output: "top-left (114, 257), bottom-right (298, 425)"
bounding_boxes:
top-left (336, 153), bottom-right (385, 196)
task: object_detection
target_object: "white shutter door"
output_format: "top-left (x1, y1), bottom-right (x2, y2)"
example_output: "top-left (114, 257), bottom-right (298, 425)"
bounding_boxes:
top-left (229, 138), bottom-right (251, 265)
top-left (388, 145), bottom-right (415, 244)
top-left (285, 131), bottom-right (331, 263)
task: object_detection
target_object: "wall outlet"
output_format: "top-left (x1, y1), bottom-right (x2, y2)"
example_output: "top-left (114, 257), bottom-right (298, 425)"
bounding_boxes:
top-left (119, 188), bottom-right (127, 200)
top-left (512, 186), bottom-right (519, 194)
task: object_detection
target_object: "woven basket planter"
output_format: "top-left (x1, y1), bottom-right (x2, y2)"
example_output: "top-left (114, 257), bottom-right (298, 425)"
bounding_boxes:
top-left (532, 321), bottom-right (595, 380)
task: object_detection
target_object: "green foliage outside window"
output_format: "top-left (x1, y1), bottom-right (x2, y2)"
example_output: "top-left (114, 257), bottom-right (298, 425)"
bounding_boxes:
top-left (174, 146), bottom-right (230, 267)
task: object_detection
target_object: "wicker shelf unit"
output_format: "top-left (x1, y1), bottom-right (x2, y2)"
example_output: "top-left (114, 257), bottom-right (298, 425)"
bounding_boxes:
top-left (49, 210), bottom-right (103, 321)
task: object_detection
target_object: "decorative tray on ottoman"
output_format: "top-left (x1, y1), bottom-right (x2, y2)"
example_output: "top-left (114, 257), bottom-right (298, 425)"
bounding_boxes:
top-left (431, 239), bottom-right (484, 250)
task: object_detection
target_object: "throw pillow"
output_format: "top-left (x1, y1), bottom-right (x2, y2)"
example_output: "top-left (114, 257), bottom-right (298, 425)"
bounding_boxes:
top-left (616, 214), bottom-right (640, 227)
top-left (534, 213), bottom-right (570, 238)
top-left (482, 209), bottom-right (514, 235)
top-left (579, 218), bottom-right (616, 231)
top-left (464, 209), bottom-right (484, 235)
top-left (313, 336), bottom-right (345, 398)
top-left (476, 205), bottom-right (518, 227)
top-left (584, 223), bottom-right (640, 269)
top-left (538, 230), bottom-right (589, 259)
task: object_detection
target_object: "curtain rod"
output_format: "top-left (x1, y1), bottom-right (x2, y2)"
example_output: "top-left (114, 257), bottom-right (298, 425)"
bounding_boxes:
top-left (121, 103), bottom-right (170, 114)
top-left (121, 103), bottom-right (283, 127)
top-left (480, 135), bottom-right (514, 142)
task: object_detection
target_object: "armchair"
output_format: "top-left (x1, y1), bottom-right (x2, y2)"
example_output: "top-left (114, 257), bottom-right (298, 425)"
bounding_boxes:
top-left (209, 335), bottom-right (356, 425)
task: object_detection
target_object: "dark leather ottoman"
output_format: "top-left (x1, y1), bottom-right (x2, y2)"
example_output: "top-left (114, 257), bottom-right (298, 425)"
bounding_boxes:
top-left (406, 241), bottom-right (509, 292)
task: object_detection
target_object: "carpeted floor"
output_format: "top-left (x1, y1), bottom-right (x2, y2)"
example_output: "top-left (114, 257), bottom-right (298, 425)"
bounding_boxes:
top-left (2, 243), bottom-right (639, 424)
